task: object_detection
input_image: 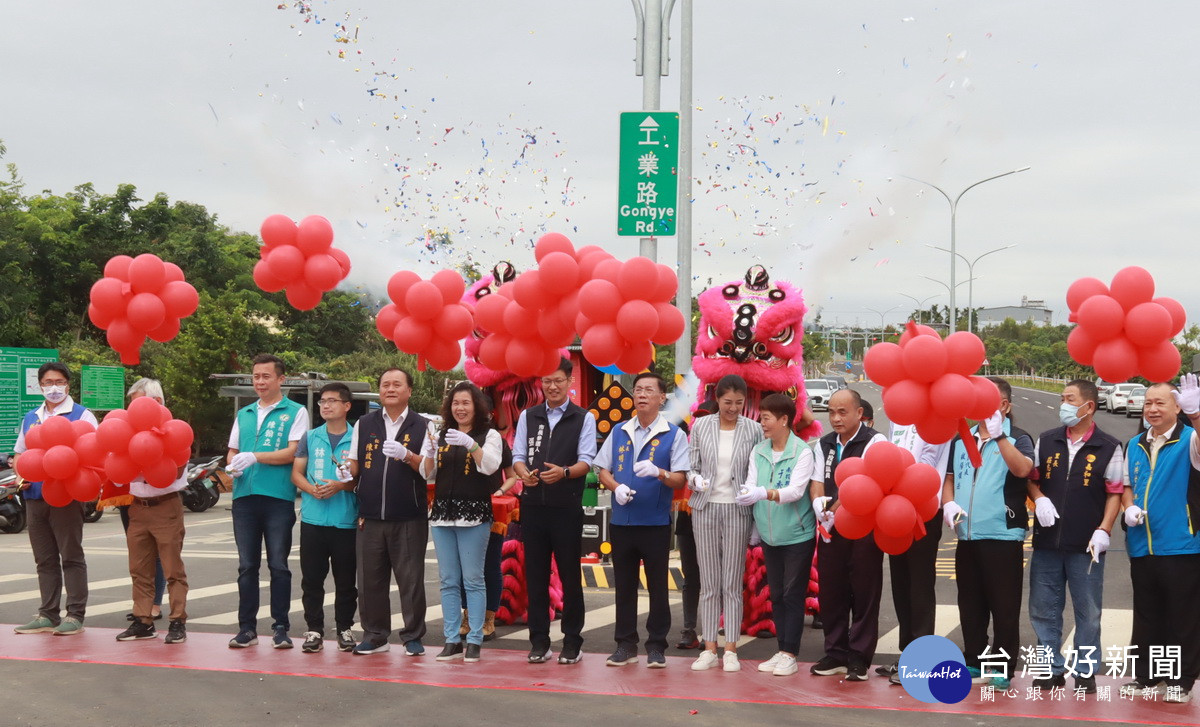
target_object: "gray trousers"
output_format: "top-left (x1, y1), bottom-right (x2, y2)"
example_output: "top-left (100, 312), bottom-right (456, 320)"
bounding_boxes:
top-left (693, 502), bottom-right (753, 643)
top-left (26, 498), bottom-right (88, 622)
top-left (357, 518), bottom-right (428, 645)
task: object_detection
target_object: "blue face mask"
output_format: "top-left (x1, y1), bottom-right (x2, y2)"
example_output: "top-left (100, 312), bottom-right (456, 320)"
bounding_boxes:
top-left (1059, 401), bottom-right (1084, 427)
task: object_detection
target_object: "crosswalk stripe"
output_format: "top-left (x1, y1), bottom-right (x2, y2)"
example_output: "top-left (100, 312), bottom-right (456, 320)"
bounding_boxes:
top-left (0, 574), bottom-right (36, 584)
top-left (0, 577), bottom-right (130, 605)
top-left (188, 583), bottom-right (349, 626)
top-left (501, 600), bottom-right (649, 645)
top-left (84, 581), bottom-right (252, 617)
top-left (1062, 608), bottom-right (1133, 655)
top-left (876, 604), bottom-right (960, 654)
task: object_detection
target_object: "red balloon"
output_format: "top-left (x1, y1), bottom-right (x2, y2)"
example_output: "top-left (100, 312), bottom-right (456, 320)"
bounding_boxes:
top-left (1066, 277), bottom-right (1109, 312)
top-left (64, 469), bottom-right (101, 502)
top-left (894, 463), bottom-right (942, 504)
top-left (285, 282), bottom-right (323, 311)
top-left (581, 323), bottom-right (625, 366)
top-left (386, 270), bottom-right (421, 311)
top-left (875, 494), bottom-right (918, 538)
top-left (506, 338), bottom-right (547, 378)
top-left (502, 301), bottom-right (539, 334)
top-left (128, 254), bottom-right (167, 294)
top-left (329, 247), bottom-right (352, 277)
top-left (898, 323), bottom-right (940, 346)
top-left (915, 416), bottom-right (959, 445)
top-left (534, 232), bottom-right (575, 262)
top-left (143, 457), bottom-right (179, 489)
top-left (15, 449), bottom-right (46, 482)
top-left (436, 304), bottom-right (474, 341)
top-left (577, 249), bottom-right (614, 279)
top-left (163, 262), bottom-right (185, 283)
top-left (169, 447), bottom-right (192, 468)
top-left (943, 331), bottom-right (986, 376)
top-left (902, 335), bottom-right (947, 383)
top-left (557, 290), bottom-right (581, 330)
top-left (1067, 326), bottom-right (1099, 365)
top-left (513, 270), bottom-right (546, 311)
top-left (473, 294), bottom-right (510, 334)
top-left (127, 396), bottom-right (164, 432)
top-left (105, 452), bottom-right (141, 484)
top-left (304, 254), bottom-right (343, 292)
top-left (104, 255), bottom-right (134, 281)
top-left (1124, 302), bottom-right (1173, 348)
top-left (88, 303), bottom-right (114, 329)
top-left (1139, 340), bottom-right (1181, 383)
top-left (579, 279), bottom-right (622, 323)
top-left (1109, 266), bottom-right (1155, 311)
top-left (296, 215), bottom-right (334, 256)
top-left (916, 494), bottom-right (941, 522)
top-left (874, 529), bottom-right (914, 556)
top-left (967, 376), bottom-right (1002, 421)
top-left (618, 257), bottom-right (659, 301)
top-left (930, 373), bottom-right (974, 419)
top-left (90, 276), bottom-right (127, 317)
top-left (43, 445), bottom-right (80, 480)
top-left (651, 303), bottom-right (686, 345)
top-left (260, 214), bottom-right (298, 248)
top-left (39, 417), bottom-right (76, 448)
top-left (106, 318), bottom-right (145, 356)
top-left (392, 317), bottom-right (434, 353)
top-left (592, 258), bottom-right (623, 287)
top-left (73, 432), bottom-right (106, 469)
top-left (267, 245), bottom-right (306, 284)
top-left (537, 309), bottom-right (575, 348)
top-left (159, 280), bottom-right (199, 318)
top-left (538, 252), bottom-right (580, 294)
top-left (126, 292), bottom-right (167, 333)
top-left (833, 506), bottom-right (874, 540)
top-left (616, 341), bottom-right (654, 375)
top-left (1154, 296), bottom-right (1187, 337)
top-left (650, 264), bottom-right (678, 304)
top-left (832, 456), bottom-right (868, 487)
top-left (104, 409), bottom-right (130, 423)
top-left (24, 424), bottom-right (46, 450)
top-left (1093, 337), bottom-right (1139, 384)
top-left (161, 420), bottom-right (194, 452)
top-left (97, 417), bottom-right (134, 453)
top-left (431, 269), bottom-right (466, 305)
top-left (1076, 295), bottom-right (1125, 341)
top-left (477, 333), bottom-right (510, 371)
top-left (427, 336), bottom-right (464, 371)
top-left (882, 379), bottom-right (930, 425)
top-left (838, 473), bottom-right (884, 516)
top-left (896, 445), bottom-right (916, 470)
top-left (147, 317), bottom-right (181, 344)
top-left (405, 281), bottom-right (443, 321)
top-left (616, 299), bottom-right (659, 342)
top-left (864, 343), bottom-right (905, 387)
top-left (128, 431), bottom-right (164, 467)
top-left (253, 259), bottom-right (288, 293)
top-left (41, 479), bottom-right (73, 508)
top-left (863, 442), bottom-right (907, 492)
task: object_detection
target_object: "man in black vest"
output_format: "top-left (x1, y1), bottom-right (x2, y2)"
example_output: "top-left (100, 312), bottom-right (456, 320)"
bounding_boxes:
top-left (809, 389), bottom-right (886, 682)
top-left (346, 368), bottom-right (436, 656)
top-left (1027, 379), bottom-right (1123, 694)
top-left (512, 358), bottom-right (597, 665)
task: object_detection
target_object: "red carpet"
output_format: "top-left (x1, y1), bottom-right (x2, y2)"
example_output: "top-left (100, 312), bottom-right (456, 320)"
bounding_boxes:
top-left (0, 625), bottom-right (1194, 725)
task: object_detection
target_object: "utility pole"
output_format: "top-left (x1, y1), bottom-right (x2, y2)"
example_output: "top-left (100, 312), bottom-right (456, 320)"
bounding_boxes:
top-left (674, 0), bottom-right (692, 376)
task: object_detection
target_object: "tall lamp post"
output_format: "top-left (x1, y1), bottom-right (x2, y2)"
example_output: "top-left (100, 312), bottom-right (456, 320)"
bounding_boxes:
top-left (864, 305), bottom-right (900, 344)
top-left (898, 293), bottom-right (939, 325)
top-left (925, 243), bottom-right (1017, 334)
top-left (920, 276), bottom-right (975, 331)
top-left (902, 166), bottom-right (1030, 333)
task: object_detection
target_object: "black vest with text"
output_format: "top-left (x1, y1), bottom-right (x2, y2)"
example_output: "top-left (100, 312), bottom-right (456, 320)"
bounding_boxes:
top-left (355, 409), bottom-right (430, 521)
top-left (522, 402), bottom-right (589, 509)
top-left (1033, 425), bottom-right (1120, 552)
top-left (817, 424), bottom-right (881, 502)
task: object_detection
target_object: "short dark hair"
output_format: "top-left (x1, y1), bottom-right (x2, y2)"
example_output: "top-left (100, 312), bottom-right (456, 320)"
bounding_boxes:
top-left (552, 357), bottom-right (573, 377)
top-left (860, 399), bottom-right (875, 421)
top-left (37, 362), bottom-right (70, 384)
top-left (378, 367), bottom-right (413, 388)
top-left (252, 353), bottom-right (285, 376)
top-left (633, 371), bottom-right (667, 394)
top-left (440, 381), bottom-right (492, 434)
top-left (987, 376), bottom-right (1012, 402)
top-left (1066, 379), bottom-right (1099, 404)
top-left (319, 382), bottom-right (352, 403)
top-left (714, 374), bottom-right (748, 399)
top-left (760, 393), bottom-right (796, 428)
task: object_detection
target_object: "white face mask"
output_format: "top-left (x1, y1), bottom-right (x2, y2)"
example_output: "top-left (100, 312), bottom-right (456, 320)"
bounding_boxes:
top-left (41, 385), bottom-right (67, 404)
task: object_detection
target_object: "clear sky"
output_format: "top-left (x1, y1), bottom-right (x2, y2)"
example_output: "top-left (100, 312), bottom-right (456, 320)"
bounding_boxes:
top-left (4, 1), bottom-right (1197, 329)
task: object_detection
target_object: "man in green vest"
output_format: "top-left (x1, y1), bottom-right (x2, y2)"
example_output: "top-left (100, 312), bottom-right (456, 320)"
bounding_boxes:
top-left (226, 354), bottom-right (310, 649)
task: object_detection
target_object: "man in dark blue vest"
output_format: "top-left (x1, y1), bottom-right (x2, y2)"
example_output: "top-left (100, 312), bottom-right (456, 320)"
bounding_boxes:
top-left (12, 362), bottom-right (98, 636)
top-left (347, 367), bottom-right (436, 656)
top-left (595, 372), bottom-right (690, 668)
top-left (1027, 379), bottom-right (1123, 694)
top-left (512, 357), bottom-right (597, 665)
top-left (226, 354), bottom-right (310, 649)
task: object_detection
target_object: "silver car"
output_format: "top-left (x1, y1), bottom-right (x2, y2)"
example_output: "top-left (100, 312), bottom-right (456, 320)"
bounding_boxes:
top-left (1125, 386), bottom-right (1147, 418)
top-left (807, 379), bottom-right (837, 411)
top-left (1108, 383), bottom-right (1142, 414)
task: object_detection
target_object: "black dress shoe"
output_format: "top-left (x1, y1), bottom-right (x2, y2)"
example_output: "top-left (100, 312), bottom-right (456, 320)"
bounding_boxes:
top-left (436, 642), bottom-right (464, 661)
top-left (675, 631), bottom-right (700, 650)
top-left (1074, 675), bottom-right (1097, 694)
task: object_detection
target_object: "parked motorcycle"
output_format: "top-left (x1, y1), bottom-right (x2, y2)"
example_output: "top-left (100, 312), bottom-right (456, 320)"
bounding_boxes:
top-left (0, 455), bottom-right (27, 534)
top-left (181, 456), bottom-right (223, 513)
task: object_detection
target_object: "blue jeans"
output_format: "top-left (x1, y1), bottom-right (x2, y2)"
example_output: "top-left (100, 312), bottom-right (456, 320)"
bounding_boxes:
top-left (1028, 548), bottom-right (1104, 676)
top-left (432, 523), bottom-right (491, 645)
top-left (232, 495), bottom-right (297, 631)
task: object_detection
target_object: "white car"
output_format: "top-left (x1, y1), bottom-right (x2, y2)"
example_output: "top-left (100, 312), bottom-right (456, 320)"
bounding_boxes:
top-left (1096, 379), bottom-right (1115, 410)
top-left (1124, 386), bottom-right (1147, 418)
top-left (807, 379), bottom-right (837, 411)
top-left (1108, 383), bottom-right (1142, 414)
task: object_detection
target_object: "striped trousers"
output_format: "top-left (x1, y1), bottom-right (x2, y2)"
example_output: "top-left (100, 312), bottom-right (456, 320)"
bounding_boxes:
top-left (693, 501), bottom-right (753, 644)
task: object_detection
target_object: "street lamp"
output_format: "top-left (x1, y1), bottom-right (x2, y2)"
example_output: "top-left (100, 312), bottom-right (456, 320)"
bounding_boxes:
top-left (902, 166), bottom-right (1030, 333)
top-left (864, 305), bottom-right (900, 331)
top-left (920, 276), bottom-right (975, 330)
top-left (925, 243), bottom-right (1017, 333)
top-left (898, 293), bottom-right (939, 324)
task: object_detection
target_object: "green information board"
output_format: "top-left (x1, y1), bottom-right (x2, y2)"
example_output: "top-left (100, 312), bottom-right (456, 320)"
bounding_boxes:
top-left (81, 365), bottom-right (126, 411)
top-left (0, 347), bottom-right (59, 453)
top-left (617, 111), bottom-right (679, 237)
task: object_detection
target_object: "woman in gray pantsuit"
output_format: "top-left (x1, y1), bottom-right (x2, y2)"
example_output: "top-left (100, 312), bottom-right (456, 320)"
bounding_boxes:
top-left (686, 375), bottom-right (762, 672)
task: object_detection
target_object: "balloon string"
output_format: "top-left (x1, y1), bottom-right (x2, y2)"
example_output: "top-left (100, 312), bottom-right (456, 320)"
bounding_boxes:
top-left (958, 418), bottom-right (982, 468)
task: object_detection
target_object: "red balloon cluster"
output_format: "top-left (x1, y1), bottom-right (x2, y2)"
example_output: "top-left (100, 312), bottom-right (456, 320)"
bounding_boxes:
top-left (1065, 266), bottom-right (1185, 383)
top-left (830, 442), bottom-right (944, 555)
top-left (15, 417), bottom-right (104, 506)
top-left (741, 545), bottom-right (775, 637)
top-left (253, 214), bottom-right (352, 311)
top-left (97, 397), bottom-right (194, 489)
top-left (494, 538), bottom-right (564, 626)
top-left (376, 269), bottom-right (473, 371)
top-left (88, 254), bottom-right (200, 365)
top-left (864, 322), bottom-right (999, 467)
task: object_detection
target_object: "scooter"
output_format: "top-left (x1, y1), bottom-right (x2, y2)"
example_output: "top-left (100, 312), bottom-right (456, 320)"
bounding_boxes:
top-left (0, 455), bottom-right (27, 534)
top-left (181, 456), bottom-right (223, 513)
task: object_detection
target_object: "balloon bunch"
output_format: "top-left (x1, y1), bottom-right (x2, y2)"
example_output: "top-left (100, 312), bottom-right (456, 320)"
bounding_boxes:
top-left (376, 269), bottom-right (474, 371)
top-left (88, 254), bottom-right (200, 365)
top-left (741, 545), bottom-right (775, 636)
top-left (864, 322), bottom-right (1000, 467)
top-left (830, 442), bottom-right (944, 555)
top-left (253, 214), bottom-right (352, 311)
top-left (1066, 266), bottom-right (1186, 383)
top-left (97, 397), bottom-right (194, 489)
top-left (14, 417), bottom-right (104, 506)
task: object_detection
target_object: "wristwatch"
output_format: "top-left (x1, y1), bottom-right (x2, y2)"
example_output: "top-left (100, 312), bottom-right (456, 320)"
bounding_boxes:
top-left (993, 433), bottom-right (1008, 442)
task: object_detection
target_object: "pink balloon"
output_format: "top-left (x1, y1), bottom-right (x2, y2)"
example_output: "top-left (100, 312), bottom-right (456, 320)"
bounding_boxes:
top-left (253, 260), bottom-right (287, 293)
top-left (473, 294), bottom-right (510, 334)
top-left (838, 473), bottom-right (884, 516)
top-left (1153, 296), bottom-right (1186, 337)
top-left (1092, 337), bottom-right (1139, 384)
top-left (876, 494), bottom-right (918, 538)
top-left (392, 317), bottom-right (434, 354)
top-left (1066, 276), bottom-right (1109, 312)
top-left (833, 457), bottom-right (868, 487)
top-left (1139, 340), bottom-right (1181, 383)
top-left (650, 264), bottom-right (678, 304)
top-left (618, 257), bottom-right (659, 301)
top-left (159, 280), bottom-right (199, 318)
top-left (863, 442), bottom-right (908, 492)
top-left (260, 214), bottom-right (297, 248)
top-left (901, 335), bottom-right (947, 383)
top-left (581, 323), bottom-right (624, 366)
top-left (1067, 325), bottom-right (1099, 366)
top-left (930, 373), bottom-right (974, 419)
top-left (387, 271), bottom-right (422, 312)
top-left (285, 282), bottom-right (322, 311)
top-left (537, 309), bottom-right (575, 348)
top-left (128, 431), bottom-right (165, 467)
top-left (651, 303), bottom-right (686, 345)
top-left (104, 452), bottom-right (140, 485)
top-left (1109, 266), bottom-right (1155, 311)
top-left (538, 252), bottom-right (580, 294)
top-left (296, 215), bottom-right (334, 256)
top-left (431, 269), bottom-right (466, 305)
top-left (147, 317), bottom-right (181, 344)
top-left (533, 232), bottom-right (575, 262)
top-left (404, 281), bottom-right (443, 321)
top-left (616, 341), bottom-right (654, 375)
top-left (967, 376), bottom-right (1002, 421)
top-left (513, 270), bottom-right (546, 311)
top-left (375, 304), bottom-right (403, 339)
top-left (128, 254), bottom-right (167, 295)
top-left (834, 506), bottom-right (874, 540)
top-left (882, 380), bottom-right (930, 425)
top-left (502, 301), bottom-right (538, 334)
top-left (329, 247), bottom-right (352, 277)
top-left (435, 304), bottom-right (474, 341)
top-left (1125, 302), bottom-right (1173, 348)
top-left (88, 303), bottom-right (114, 329)
top-left (104, 255), bottom-right (134, 281)
top-left (126, 292), bottom-right (167, 333)
top-left (615, 299), bottom-right (659, 342)
top-left (303, 254), bottom-right (343, 292)
top-left (943, 331), bottom-right (986, 376)
top-left (266, 245), bottom-right (306, 283)
top-left (898, 323), bottom-right (940, 346)
top-left (1076, 295), bottom-right (1125, 341)
top-left (90, 276), bottom-right (127, 318)
top-left (163, 262), bottom-right (185, 283)
top-left (864, 343), bottom-right (905, 387)
top-left (578, 279), bottom-right (622, 323)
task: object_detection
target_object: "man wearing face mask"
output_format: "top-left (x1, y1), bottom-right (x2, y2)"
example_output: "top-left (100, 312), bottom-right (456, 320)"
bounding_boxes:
top-left (11, 363), bottom-right (99, 636)
top-left (1026, 380), bottom-right (1123, 694)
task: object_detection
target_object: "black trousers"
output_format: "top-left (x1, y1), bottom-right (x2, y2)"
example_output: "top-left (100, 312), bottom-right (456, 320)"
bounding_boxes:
top-left (889, 512), bottom-right (943, 652)
top-left (523, 505), bottom-right (585, 651)
top-left (1130, 553), bottom-right (1200, 690)
top-left (955, 538), bottom-right (1023, 672)
top-left (611, 523), bottom-right (671, 653)
top-left (357, 518), bottom-right (428, 645)
top-left (762, 538), bottom-right (816, 655)
top-left (300, 522), bottom-right (358, 633)
top-left (675, 511), bottom-right (700, 635)
top-left (818, 530), bottom-right (884, 665)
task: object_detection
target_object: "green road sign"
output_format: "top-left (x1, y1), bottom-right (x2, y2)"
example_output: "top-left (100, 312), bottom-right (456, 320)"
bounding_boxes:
top-left (0, 347), bottom-right (58, 452)
top-left (617, 111), bottom-right (679, 237)
top-left (81, 365), bottom-right (126, 411)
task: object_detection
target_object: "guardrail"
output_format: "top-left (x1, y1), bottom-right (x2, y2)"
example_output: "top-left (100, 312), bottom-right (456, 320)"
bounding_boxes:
top-left (994, 372), bottom-right (1070, 387)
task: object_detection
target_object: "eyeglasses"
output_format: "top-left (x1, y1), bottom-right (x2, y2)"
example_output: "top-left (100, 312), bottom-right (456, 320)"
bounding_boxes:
top-left (318, 398), bottom-right (348, 406)
top-left (541, 377), bottom-right (568, 386)
top-left (40, 380), bottom-right (68, 386)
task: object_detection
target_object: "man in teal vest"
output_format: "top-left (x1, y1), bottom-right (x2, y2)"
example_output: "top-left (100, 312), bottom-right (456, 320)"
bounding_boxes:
top-left (291, 382), bottom-right (358, 654)
top-left (226, 354), bottom-right (309, 649)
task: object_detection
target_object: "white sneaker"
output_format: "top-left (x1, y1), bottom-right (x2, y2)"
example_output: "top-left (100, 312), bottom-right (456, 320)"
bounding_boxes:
top-left (758, 652), bottom-right (785, 673)
top-left (691, 650), bottom-right (719, 671)
top-left (773, 654), bottom-right (799, 676)
top-left (1165, 689), bottom-right (1192, 704)
top-left (722, 651), bottom-right (741, 672)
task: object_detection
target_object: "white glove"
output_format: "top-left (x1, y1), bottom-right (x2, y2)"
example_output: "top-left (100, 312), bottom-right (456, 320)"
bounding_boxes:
top-left (444, 429), bottom-right (475, 448)
top-left (335, 465), bottom-right (353, 483)
top-left (984, 410), bottom-right (1004, 439)
top-left (1173, 373), bottom-right (1200, 416)
top-left (943, 501), bottom-right (966, 530)
top-left (1124, 504), bottom-right (1146, 527)
top-left (632, 460), bottom-right (661, 478)
top-left (613, 484), bottom-right (636, 506)
top-left (811, 496), bottom-right (833, 519)
top-left (1087, 529), bottom-right (1110, 558)
top-left (380, 439), bottom-right (405, 460)
top-left (748, 524), bottom-right (761, 547)
top-left (229, 452), bottom-right (257, 474)
top-left (691, 474), bottom-right (709, 492)
top-left (735, 486), bottom-right (768, 506)
top-left (818, 509), bottom-right (836, 532)
top-left (1034, 496), bottom-right (1060, 527)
